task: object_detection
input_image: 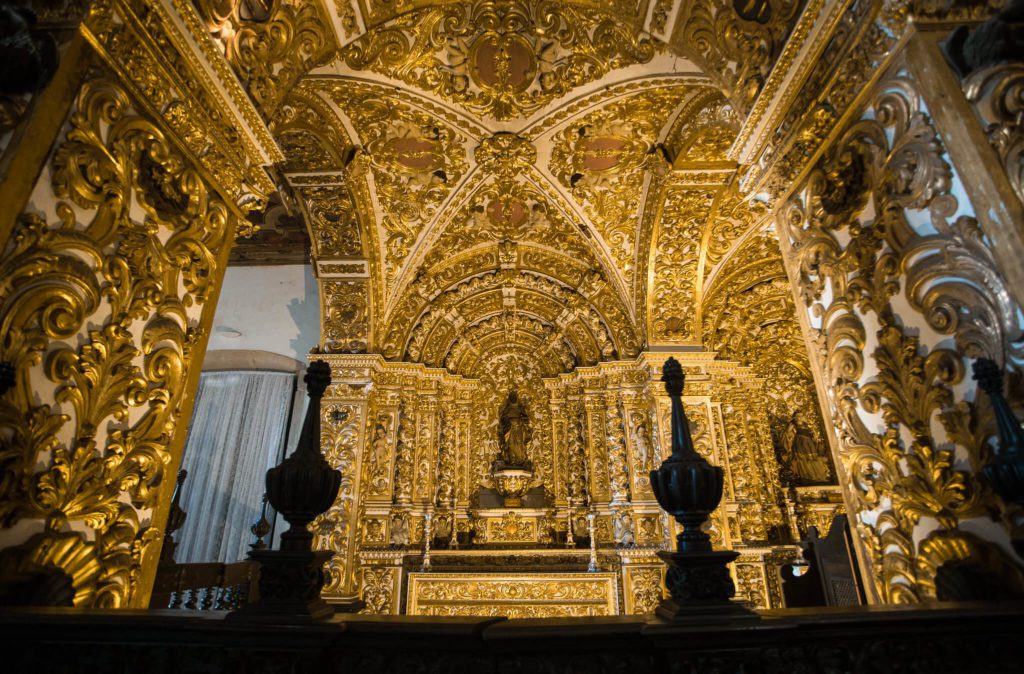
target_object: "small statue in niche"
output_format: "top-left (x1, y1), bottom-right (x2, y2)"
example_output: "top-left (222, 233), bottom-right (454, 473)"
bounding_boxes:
top-left (614, 510), bottom-right (635, 547)
top-left (781, 410), bottom-right (833, 484)
top-left (390, 512), bottom-right (410, 547)
top-left (496, 390), bottom-right (532, 469)
top-left (631, 412), bottom-right (654, 469)
top-left (433, 514), bottom-right (452, 545)
top-left (370, 416), bottom-right (390, 466)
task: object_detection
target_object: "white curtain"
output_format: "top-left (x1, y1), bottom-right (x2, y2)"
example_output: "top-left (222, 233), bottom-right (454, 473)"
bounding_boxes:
top-left (176, 370), bottom-right (295, 563)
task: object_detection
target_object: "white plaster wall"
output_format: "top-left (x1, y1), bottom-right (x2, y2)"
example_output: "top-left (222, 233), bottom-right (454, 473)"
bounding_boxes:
top-left (207, 264), bottom-right (320, 361)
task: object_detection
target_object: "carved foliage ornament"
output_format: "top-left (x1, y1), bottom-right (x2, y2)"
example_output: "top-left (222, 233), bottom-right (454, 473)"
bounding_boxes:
top-left (314, 400), bottom-right (363, 595)
top-left (550, 85), bottom-right (696, 287)
top-left (674, 0), bottom-right (802, 113)
top-left (322, 280), bottom-right (369, 354)
top-left (341, 0), bottom-right (656, 120)
top-left (963, 63), bottom-right (1024, 210)
top-left (778, 70), bottom-right (1024, 602)
top-left (0, 76), bottom-right (235, 606)
top-left (220, 0), bottom-right (336, 117)
top-left (321, 83), bottom-right (469, 292)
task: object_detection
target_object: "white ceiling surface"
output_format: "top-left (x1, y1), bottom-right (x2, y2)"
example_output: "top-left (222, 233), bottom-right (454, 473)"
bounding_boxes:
top-left (207, 265), bottom-right (321, 361)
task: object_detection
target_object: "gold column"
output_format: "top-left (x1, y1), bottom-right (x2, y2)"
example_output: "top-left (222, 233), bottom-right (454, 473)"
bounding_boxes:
top-left (774, 42), bottom-right (1024, 602)
top-left (0, 0), bottom-right (276, 607)
top-left (413, 392), bottom-right (439, 503)
top-left (582, 389), bottom-right (611, 505)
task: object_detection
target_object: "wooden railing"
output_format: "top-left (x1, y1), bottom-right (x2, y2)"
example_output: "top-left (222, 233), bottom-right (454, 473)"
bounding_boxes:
top-left (149, 470), bottom-right (269, 611)
top-left (150, 561), bottom-right (258, 610)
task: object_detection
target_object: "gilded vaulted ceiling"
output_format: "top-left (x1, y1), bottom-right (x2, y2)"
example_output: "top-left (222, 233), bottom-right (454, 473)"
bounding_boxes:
top-left (201, 0), bottom-right (807, 373)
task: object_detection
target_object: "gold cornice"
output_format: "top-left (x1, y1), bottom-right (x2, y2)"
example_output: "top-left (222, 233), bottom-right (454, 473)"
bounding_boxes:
top-left (164, 0), bottom-right (283, 164)
top-left (729, 0), bottom-right (836, 167)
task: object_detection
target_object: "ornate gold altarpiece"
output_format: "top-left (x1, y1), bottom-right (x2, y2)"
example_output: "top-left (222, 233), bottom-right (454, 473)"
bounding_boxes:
top-left (311, 352), bottom-right (838, 616)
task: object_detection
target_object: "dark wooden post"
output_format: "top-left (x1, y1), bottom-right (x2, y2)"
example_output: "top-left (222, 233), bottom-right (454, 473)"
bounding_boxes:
top-left (229, 360), bottom-right (341, 622)
top-left (649, 357), bottom-right (756, 622)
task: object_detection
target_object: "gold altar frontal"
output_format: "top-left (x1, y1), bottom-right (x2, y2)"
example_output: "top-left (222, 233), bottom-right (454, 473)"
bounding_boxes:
top-left (353, 546), bottom-right (675, 617)
top-left (408, 571), bottom-right (619, 618)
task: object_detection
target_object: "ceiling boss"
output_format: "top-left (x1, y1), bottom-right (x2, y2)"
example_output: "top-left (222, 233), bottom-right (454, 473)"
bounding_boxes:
top-left (341, 0), bottom-right (657, 120)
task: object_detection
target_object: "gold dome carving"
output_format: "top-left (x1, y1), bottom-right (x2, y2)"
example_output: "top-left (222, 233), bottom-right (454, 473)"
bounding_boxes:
top-left (340, 0), bottom-right (657, 120)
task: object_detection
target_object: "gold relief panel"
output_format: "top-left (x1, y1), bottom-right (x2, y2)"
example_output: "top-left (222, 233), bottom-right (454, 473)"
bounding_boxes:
top-left (341, 1), bottom-right (656, 120)
top-left (733, 561), bottom-right (769, 609)
top-left (637, 515), bottom-right (663, 545)
top-left (487, 511), bottom-right (538, 543)
top-left (0, 74), bottom-right (236, 606)
top-left (321, 280), bottom-right (369, 353)
top-left (777, 63), bottom-right (1023, 602)
top-left (623, 565), bottom-right (664, 614)
top-left (407, 572), bottom-right (619, 617)
top-left (298, 185), bottom-right (363, 258)
top-left (359, 566), bottom-right (398, 615)
top-left (362, 517), bottom-right (388, 545)
top-left (593, 514), bottom-right (613, 545)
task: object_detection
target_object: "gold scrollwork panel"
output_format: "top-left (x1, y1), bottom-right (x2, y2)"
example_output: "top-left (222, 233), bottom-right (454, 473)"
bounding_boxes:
top-left (0, 74), bottom-right (238, 607)
top-left (776, 62), bottom-right (1024, 603)
top-left (315, 374), bottom-right (369, 599)
top-left (407, 572), bottom-right (619, 618)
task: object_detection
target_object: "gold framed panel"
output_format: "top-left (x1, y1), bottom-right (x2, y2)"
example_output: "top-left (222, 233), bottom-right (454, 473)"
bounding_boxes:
top-left (407, 572), bottom-right (619, 618)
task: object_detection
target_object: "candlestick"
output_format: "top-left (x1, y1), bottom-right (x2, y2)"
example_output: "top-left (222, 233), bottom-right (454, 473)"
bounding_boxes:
top-left (422, 510), bottom-right (433, 572)
top-left (587, 511), bottom-right (598, 572)
top-left (449, 497), bottom-right (458, 550)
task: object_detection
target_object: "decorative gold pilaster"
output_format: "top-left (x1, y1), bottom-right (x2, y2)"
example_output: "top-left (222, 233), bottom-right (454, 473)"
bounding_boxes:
top-left (775, 48), bottom-right (1024, 602)
top-left (0, 0), bottom-right (274, 608)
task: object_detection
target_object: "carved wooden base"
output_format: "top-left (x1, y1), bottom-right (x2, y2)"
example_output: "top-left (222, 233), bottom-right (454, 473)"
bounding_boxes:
top-left (655, 549), bottom-right (758, 623)
top-left (228, 549), bottom-right (334, 623)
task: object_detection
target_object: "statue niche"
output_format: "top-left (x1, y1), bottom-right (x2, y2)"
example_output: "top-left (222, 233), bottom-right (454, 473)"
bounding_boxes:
top-left (491, 390), bottom-right (534, 507)
top-left (496, 390), bottom-right (532, 470)
top-left (778, 410), bottom-right (834, 485)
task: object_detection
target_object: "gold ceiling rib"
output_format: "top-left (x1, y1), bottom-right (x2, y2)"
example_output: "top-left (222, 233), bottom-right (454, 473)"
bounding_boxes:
top-left (193, 0), bottom-right (818, 366)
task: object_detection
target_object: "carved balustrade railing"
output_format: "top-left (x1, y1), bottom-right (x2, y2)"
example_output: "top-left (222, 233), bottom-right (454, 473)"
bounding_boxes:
top-left (150, 561), bottom-right (258, 611)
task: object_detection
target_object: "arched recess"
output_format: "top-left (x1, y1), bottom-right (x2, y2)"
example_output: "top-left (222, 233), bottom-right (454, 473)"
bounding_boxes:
top-left (700, 226), bottom-right (836, 492)
top-left (382, 242), bottom-right (641, 368)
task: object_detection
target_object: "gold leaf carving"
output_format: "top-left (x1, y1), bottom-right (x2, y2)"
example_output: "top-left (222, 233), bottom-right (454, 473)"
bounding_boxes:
top-left (0, 76), bottom-right (233, 606)
top-left (342, 0), bottom-right (656, 120)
